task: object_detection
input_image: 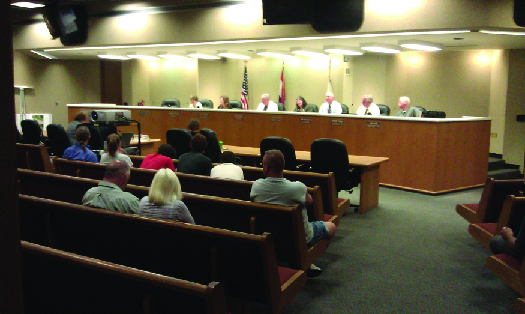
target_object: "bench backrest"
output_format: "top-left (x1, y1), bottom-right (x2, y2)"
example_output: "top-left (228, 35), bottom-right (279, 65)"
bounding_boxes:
top-left (16, 143), bottom-right (53, 173)
top-left (477, 178), bottom-right (525, 223)
top-left (22, 241), bottom-right (229, 314)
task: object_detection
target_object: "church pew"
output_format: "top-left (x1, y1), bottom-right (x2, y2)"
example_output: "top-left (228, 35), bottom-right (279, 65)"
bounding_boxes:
top-left (16, 143), bottom-right (54, 173)
top-left (22, 241), bottom-right (230, 314)
top-left (18, 196), bottom-right (306, 314)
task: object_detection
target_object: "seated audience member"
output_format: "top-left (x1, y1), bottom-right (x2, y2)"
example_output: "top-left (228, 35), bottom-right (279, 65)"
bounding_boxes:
top-left (319, 92), bottom-right (342, 114)
top-left (250, 150), bottom-right (336, 277)
top-left (62, 126), bottom-right (98, 163)
top-left (187, 118), bottom-right (201, 137)
top-left (396, 96), bottom-right (422, 117)
top-left (66, 111), bottom-right (88, 145)
top-left (210, 151), bottom-right (244, 180)
top-left (138, 168), bottom-right (195, 224)
top-left (356, 94), bottom-right (380, 116)
top-left (82, 160), bottom-right (139, 213)
top-left (256, 94), bottom-right (278, 112)
top-left (294, 96), bottom-right (308, 112)
top-left (100, 133), bottom-right (133, 167)
top-left (140, 144), bottom-right (176, 171)
top-left (189, 95), bottom-right (203, 109)
top-left (490, 221), bottom-right (525, 261)
top-left (177, 134), bottom-right (212, 176)
top-left (218, 95), bottom-right (230, 109)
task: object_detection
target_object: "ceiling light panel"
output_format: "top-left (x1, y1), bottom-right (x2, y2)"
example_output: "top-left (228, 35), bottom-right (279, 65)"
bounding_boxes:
top-left (126, 53), bottom-right (160, 60)
top-left (479, 29), bottom-right (525, 36)
top-left (97, 53), bottom-right (130, 60)
top-left (11, 2), bottom-right (44, 8)
top-left (360, 43), bottom-right (401, 53)
top-left (398, 40), bottom-right (442, 51)
top-left (30, 50), bottom-right (57, 59)
top-left (158, 52), bottom-right (189, 60)
top-left (187, 51), bottom-right (220, 59)
top-left (290, 47), bottom-right (328, 58)
top-left (256, 49), bottom-right (294, 59)
top-left (323, 45), bottom-right (363, 55)
top-left (217, 50), bottom-right (251, 59)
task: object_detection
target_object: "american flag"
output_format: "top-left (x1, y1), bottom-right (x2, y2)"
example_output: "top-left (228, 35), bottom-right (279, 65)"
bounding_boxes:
top-left (278, 65), bottom-right (285, 106)
top-left (241, 65), bottom-right (249, 110)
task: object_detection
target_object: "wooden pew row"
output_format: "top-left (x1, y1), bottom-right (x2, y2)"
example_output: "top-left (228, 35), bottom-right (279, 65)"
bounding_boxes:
top-left (129, 155), bottom-right (349, 217)
top-left (53, 158), bottom-right (338, 226)
top-left (22, 241), bottom-right (229, 314)
top-left (16, 143), bottom-right (54, 173)
top-left (456, 177), bottom-right (525, 224)
top-left (18, 169), bottom-right (326, 271)
top-left (18, 196), bottom-right (306, 314)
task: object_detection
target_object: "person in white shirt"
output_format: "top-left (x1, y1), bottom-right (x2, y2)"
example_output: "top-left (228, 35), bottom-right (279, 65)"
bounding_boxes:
top-left (256, 94), bottom-right (278, 112)
top-left (319, 92), bottom-right (342, 114)
top-left (210, 151), bottom-right (244, 180)
top-left (190, 95), bottom-right (203, 109)
top-left (356, 94), bottom-right (380, 116)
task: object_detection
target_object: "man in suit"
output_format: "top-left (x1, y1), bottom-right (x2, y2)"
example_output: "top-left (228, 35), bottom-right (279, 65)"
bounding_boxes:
top-left (256, 94), bottom-right (278, 112)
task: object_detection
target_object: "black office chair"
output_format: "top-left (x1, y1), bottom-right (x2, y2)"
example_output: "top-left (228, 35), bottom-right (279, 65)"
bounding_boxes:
top-left (304, 104), bottom-right (319, 112)
top-left (260, 136), bottom-right (307, 171)
top-left (46, 124), bottom-right (72, 157)
top-left (340, 104), bottom-right (349, 114)
top-left (200, 99), bottom-right (213, 109)
top-left (228, 100), bottom-right (242, 109)
top-left (77, 124), bottom-right (103, 151)
top-left (414, 106), bottom-right (426, 113)
top-left (166, 129), bottom-right (192, 159)
top-left (311, 138), bottom-right (360, 212)
top-left (377, 104), bottom-right (390, 116)
top-left (199, 128), bottom-right (221, 163)
top-left (161, 99), bottom-right (181, 108)
top-left (21, 119), bottom-right (44, 145)
top-left (277, 103), bottom-right (286, 111)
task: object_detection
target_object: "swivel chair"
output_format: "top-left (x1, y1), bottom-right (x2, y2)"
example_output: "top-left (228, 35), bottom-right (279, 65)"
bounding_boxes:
top-left (340, 104), bottom-right (349, 114)
top-left (166, 129), bottom-right (192, 159)
top-left (377, 104), bottom-right (390, 116)
top-left (199, 128), bottom-right (221, 163)
top-left (161, 99), bottom-right (181, 108)
top-left (21, 119), bottom-right (44, 145)
top-left (277, 103), bottom-right (286, 111)
top-left (46, 124), bottom-right (72, 157)
top-left (229, 100), bottom-right (242, 109)
top-left (304, 104), bottom-right (319, 112)
top-left (414, 106), bottom-right (426, 113)
top-left (200, 99), bottom-right (213, 109)
top-left (260, 136), bottom-right (307, 171)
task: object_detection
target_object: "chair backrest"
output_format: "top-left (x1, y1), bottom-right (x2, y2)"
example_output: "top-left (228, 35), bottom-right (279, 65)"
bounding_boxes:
top-left (477, 178), bottom-right (525, 223)
top-left (304, 104), bottom-right (319, 112)
top-left (161, 98), bottom-right (180, 108)
top-left (21, 119), bottom-right (43, 145)
top-left (16, 143), bottom-right (54, 173)
top-left (16, 127), bottom-right (23, 143)
top-left (199, 99), bottom-right (213, 109)
top-left (77, 123), bottom-right (118, 151)
top-left (199, 128), bottom-right (221, 163)
top-left (46, 124), bottom-right (71, 157)
top-left (340, 104), bottom-right (349, 114)
top-left (311, 138), bottom-right (351, 191)
top-left (166, 128), bottom-right (192, 158)
top-left (377, 104), bottom-right (390, 116)
top-left (229, 100), bottom-right (242, 109)
top-left (414, 106), bottom-right (426, 113)
top-left (260, 136), bottom-right (298, 171)
top-left (277, 103), bottom-right (286, 111)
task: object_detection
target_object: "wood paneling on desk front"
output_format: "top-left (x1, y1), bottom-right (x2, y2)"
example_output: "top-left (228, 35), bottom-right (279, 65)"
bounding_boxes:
top-left (69, 105), bottom-right (490, 194)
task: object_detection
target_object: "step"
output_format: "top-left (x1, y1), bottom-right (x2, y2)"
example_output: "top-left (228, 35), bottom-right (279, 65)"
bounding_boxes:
top-left (488, 169), bottom-right (523, 180)
top-left (488, 157), bottom-right (506, 171)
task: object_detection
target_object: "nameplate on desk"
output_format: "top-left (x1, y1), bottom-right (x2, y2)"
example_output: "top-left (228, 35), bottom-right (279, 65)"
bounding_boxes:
top-left (300, 118), bottom-right (312, 124)
top-left (234, 114), bottom-right (244, 120)
top-left (271, 116), bottom-right (282, 122)
top-left (331, 120), bottom-right (344, 126)
top-left (169, 112), bottom-right (179, 117)
top-left (367, 122), bottom-right (381, 128)
top-left (198, 113), bottom-right (209, 119)
top-left (138, 111), bottom-right (149, 116)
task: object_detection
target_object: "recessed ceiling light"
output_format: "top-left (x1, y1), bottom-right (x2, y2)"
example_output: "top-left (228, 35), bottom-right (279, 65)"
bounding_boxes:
top-left (126, 53), bottom-right (160, 60)
top-left (187, 51), bottom-right (220, 59)
top-left (480, 29), bottom-right (525, 36)
top-left (323, 45), bottom-right (363, 56)
top-left (11, 2), bottom-right (44, 9)
top-left (290, 47), bottom-right (329, 58)
top-left (157, 52), bottom-right (189, 60)
top-left (30, 50), bottom-right (57, 59)
top-left (97, 53), bottom-right (130, 60)
top-left (256, 49), bottom-right (294, 59)
top-left (217, 50), bottom-right (251, 59)
top-left (398, 40), bottom-right (443, 51)
top-left (360, 43), bottom-right (401, 54)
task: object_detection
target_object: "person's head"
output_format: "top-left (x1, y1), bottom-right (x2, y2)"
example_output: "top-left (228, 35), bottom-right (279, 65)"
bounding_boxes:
top-left (106, 133), bottom-right (121, 157)
top-left (75, 126), bottom-right (91, 152)
top-left (220, 95), bottom-right (230, 108)
top-left (103, 160), bottom-right (131, 190)
top-left (220, 150), bottom-right (236, 164)
top-left (148, 168), bottom-right (182, 205)
top-left (296, 96), bottom-right (307, 109)
top-left (362, 94), bottom-right (373, 108)
top-left (157, 144), bottom-right (176, 158)
top-left (190, 133), bottom-right (208, 153)
top-left (325, 92), bottom-right (335, 104)
top-left (190, 95), bottom-right (199, 105)
top-left (398, 96), bottom-right (410, 110)
top-left (262, 150), bottom-right (285, 178)
top-left (187, 118), bottom-right (200, 132)
top-left (261, 94), bottom-right (270, 106)
top-left (74, 112), bottom-right (87, 123)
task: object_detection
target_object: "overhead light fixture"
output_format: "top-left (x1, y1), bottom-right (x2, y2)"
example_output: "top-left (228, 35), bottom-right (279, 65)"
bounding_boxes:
top-left (30, 50), bottom-right (57, 59)
top-left (323, 45), bottom-right (363, 56)
top-left (290, 47), bottom-right (328, 58)
top-left (97, 53), bottom-right (130, 60)
top-left (256, 49), bottom-right (294, 59)
top-left (11, 2), bottom-right (44, 8)
top-left (126, 53), bottom-right (160, 60)
top-left (158, 52), bottom-right (189, 60)
top-left (479, 29), bottom-right (525, 36)
top-left (360, 43), bottom-right (401, 54)
top-left (187, 51), bottom-right (220, 59)
top-left (217, 50), bottom-right (251, 59)
top-left (398, 40), bottom-right (443, 51)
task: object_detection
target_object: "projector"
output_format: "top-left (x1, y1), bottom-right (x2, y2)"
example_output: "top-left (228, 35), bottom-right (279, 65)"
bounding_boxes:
top-left (90, 110), bottom-right (131, 124)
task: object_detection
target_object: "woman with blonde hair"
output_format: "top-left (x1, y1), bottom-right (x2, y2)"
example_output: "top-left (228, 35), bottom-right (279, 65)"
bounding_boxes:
top-left (137, 168), bottom-right (195, 224)
top-left (100, 133), bottom-right (133, 167)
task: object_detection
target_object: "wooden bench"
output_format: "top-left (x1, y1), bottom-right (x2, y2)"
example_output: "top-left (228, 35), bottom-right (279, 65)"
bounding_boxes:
top-left (16, 143), bottom-right (53, 173)
top-left (22, 241), bottom-right (230, 314)
top-left (18, 195), bottom-right (306, 314)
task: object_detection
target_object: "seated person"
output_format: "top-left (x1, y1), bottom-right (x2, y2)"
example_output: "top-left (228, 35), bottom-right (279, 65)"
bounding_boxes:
top-left (66, 111), bottom-right (87, 145)
top-left (396, 96), bottom-right (422, 117)
top-left (294, 96), bottom-right (308, 112)
top-left (356, 94), bottom-right (380, 116)
top-left (218, 95), bottom-right (230, 109)
top-left (211, 151), bottom-right (244, 180)
top-left (100, 133), bottom-right (133, 167)
top-left (177, 134), bottom-right (212, 176)
top-left (189, 95), bottom-right (203, 109)
top-left (250, 150), bottom-right (336, 277)
top-left (82, 160), bottom-right (139, 213)
top-left (138, 168), bottom-right (195, 224)
top-left (256, 94), bottom-right (278, 112)
top-left (62, 126), bottom-right (98, 163)
top-left (187, 118), bottom-right (200, 137)
top-left (490, 220), bottom-right (525, 261)
top-left (140, 144), bottom-right (176, 171)
top-left (319, 92), bottom-right (342, 114)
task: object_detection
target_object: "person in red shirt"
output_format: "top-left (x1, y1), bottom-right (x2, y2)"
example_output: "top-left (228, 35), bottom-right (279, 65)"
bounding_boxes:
top-left (140, 144), bottom-right (176, 171)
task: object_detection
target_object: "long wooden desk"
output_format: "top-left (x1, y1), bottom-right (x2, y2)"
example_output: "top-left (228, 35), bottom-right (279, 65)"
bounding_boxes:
top-left (224, 144), bottom-right (388, 213)
top-left (129, 138), bottom-right (160, 156)
top-left (68, 105), bottom-right (491, 194)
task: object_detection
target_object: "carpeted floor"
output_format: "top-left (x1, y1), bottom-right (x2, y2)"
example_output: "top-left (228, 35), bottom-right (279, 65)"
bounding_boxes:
top-left (254, 186), bottom-right (521, 313)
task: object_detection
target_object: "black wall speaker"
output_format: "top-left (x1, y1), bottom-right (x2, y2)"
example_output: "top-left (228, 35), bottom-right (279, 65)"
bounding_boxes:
top-left (262, 0), bottom-right (311, 25)
top-left (515, 0), bottom-right (525, 27)
top-left (310, 0), bottom-right (364, 32)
